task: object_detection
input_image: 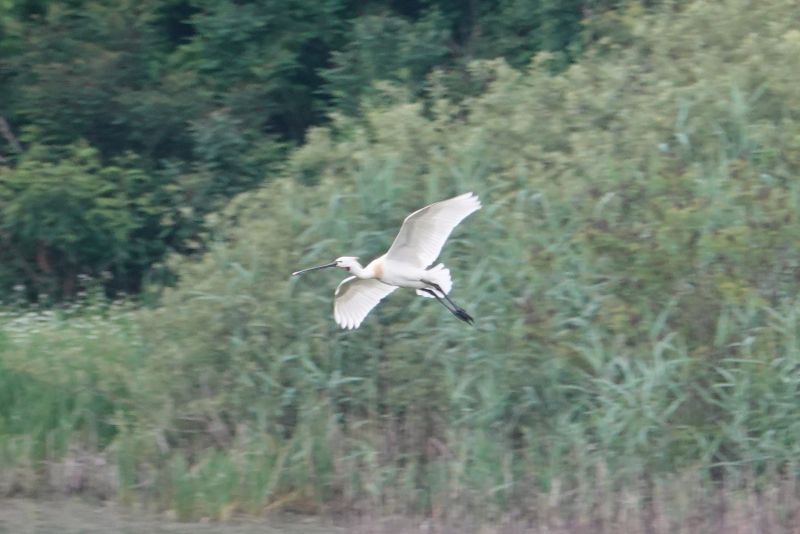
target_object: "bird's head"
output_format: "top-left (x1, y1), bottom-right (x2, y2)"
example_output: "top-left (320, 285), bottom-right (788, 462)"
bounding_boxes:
top-left (292, 256), bottom-right (360, 276)
top-left (333, 256), bottom-right (360, 272)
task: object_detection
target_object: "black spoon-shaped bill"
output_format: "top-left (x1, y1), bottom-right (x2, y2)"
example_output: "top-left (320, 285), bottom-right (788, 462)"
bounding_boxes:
top-left (292, 261), bottom-right (337, 276)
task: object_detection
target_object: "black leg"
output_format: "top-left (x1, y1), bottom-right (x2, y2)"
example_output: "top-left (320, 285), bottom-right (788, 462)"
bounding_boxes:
top-left (420, 284), bottom-right (475, 325)
top-left (419, 288), bottom-right (474, 325)
top-left (420, 287), bottom-right (456, 313)
top-left (422, 281), bottom-right (463, 311)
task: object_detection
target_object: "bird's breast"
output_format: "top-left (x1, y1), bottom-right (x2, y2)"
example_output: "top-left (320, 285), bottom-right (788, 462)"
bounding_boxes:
top-left (376, 259), bottom-right (427, 289)
top-left (372, 260), bottom-right (384, 279)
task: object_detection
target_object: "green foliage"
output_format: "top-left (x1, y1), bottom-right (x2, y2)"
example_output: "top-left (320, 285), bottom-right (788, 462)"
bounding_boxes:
top-left (2, 0), bottom-right (800, 525)
top-left (175, 0), bottom-right (349, 142)
top-left (0, 297), bottom-right (140, 492)
top-left (4, 1), bottom-right (190, 158)
top-left (126, 0), bottom-right (797, 516)
top-left (474, 0), bottom-right (585, 68)
top-left (321, 10), bottom-right (451, 116)
top-left (0, 1), bottom-right (245, 295)
top-left (0, 143), bottom-right (173, 297)
top-left (0, 0), bottom-right (635, 298)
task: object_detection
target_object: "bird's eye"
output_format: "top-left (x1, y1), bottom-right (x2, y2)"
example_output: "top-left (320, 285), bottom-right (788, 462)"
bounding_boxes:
top-left (345, 266), bottom-right (351, 271)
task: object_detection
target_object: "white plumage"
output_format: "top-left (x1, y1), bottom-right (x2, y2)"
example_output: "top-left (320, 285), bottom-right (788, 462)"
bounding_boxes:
top-left (386, 192), bottom-right (481, 268)
top-left (293, 192), bottom-right (481, 329)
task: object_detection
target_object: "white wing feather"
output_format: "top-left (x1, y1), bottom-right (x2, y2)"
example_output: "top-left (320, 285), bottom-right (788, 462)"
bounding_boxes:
top-left (386, 192), bottom-right (481, 268)
top-left (334, 277), bottom-right (397, 329)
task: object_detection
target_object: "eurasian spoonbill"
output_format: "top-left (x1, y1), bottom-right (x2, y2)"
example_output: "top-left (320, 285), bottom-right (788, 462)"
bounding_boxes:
top-left (292, 192), bottom-right (481, 329)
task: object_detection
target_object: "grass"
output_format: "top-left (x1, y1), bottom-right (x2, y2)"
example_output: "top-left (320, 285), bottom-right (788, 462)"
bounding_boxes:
top-left (0, 296), bottom-right (139, 496)
top-left (2, 292), bottom-right (800, 525)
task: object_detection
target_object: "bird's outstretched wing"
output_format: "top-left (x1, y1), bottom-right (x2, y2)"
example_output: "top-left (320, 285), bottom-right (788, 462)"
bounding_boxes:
top-left (386, 192), bottom-right (481, 268)
top-left (334, 277), bottom-right (397, 329)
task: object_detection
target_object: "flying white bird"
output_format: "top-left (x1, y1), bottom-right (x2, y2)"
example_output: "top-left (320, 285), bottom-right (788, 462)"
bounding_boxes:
top-left (292, 192), bottom-right (481, 329)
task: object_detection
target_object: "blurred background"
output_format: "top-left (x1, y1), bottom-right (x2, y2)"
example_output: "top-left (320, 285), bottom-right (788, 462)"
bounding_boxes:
top-left (2, 0), bottom-right (800, 531)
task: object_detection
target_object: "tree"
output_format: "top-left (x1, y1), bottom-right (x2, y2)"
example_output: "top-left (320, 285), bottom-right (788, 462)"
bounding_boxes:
top-left (0, 143), bottom-right (177, 298)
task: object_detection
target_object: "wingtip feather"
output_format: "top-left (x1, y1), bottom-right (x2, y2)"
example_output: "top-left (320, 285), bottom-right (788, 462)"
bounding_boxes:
top-left (461, 192), bottom-right (481, 211)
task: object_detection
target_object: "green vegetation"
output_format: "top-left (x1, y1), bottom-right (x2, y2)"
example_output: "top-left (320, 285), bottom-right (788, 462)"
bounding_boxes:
top-left (0, 0), bottom-right (606, 297)
top-left (2, 0), bottom-right (800, 529)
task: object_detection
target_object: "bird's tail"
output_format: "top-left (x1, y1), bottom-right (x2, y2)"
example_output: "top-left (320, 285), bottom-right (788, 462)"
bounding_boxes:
top-left (417, 263), bottom-right (452, 298)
